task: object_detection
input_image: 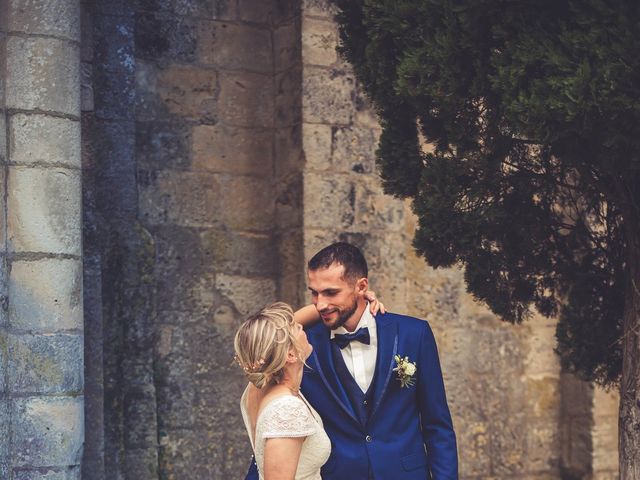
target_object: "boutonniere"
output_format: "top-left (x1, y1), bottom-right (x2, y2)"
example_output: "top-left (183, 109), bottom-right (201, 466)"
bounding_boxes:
top-left (393, 355), bottom-right (417, 388)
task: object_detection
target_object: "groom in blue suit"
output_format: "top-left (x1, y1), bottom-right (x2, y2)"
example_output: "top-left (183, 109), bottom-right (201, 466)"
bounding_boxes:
top-left (247, 242), bottom-right (458, 479)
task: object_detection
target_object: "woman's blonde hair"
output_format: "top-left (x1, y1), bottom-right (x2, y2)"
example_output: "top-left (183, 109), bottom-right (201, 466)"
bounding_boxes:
top-left (233, 302), bottom-right (303, 389)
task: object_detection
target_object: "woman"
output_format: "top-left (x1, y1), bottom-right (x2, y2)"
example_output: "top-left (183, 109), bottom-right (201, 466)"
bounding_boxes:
top-left (234, 298), bottom-right (383, 480)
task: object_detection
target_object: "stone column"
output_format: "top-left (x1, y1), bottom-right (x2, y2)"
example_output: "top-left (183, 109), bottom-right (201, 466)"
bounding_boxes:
top-left (1, 0), bottom-right (83, 478)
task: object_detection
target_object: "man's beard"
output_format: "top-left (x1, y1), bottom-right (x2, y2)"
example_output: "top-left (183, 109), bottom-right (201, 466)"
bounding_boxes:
top-left (327, 298), bottom-right (358, 330)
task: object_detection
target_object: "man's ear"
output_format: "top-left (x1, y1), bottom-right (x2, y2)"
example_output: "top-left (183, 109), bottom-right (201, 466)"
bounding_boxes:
top-left (355, 277), bottom-right (369, 295)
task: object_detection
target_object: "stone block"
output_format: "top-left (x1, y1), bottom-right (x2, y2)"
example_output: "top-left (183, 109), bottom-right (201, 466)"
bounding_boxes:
top-left (197, 21), bottom-right (272, 73)
top-left (303, 173), bottom-right (355, 229)
top-left (275, 174), bottom-right (303, 230)
top-left (80, 62), bottom-right (94, 112)
top-left (80, 4), bottom-right (93, 62)
top-left (0, 398), bottom-right (8, 470)
top-left (302, 17), bottom-right (337, 66)
top-left (9, 258), bottom-right (82, 331)
top-left (219, 175), bottom-right (275, 231)
top-left (148, 65), bottom-right (218, 123)
top-left (13, 467), bottom-right (81, 480)
top-left (525, 323), bottom-right (561, 377)
top-left (7, 166), bottom-right (81, 255)
top-left (121, 448), bottom-right (158, 480)
top-left (592, 419), bottom-right (619, 470)
top-left (275, 125), bottom-right (303, 176)
top-left (276, 68), bottom-right (302, 127)
top-left (238, 0), bottom-right (298, 24)
top-left (138, 170), bottom-right (221, 227)
top-left (94, 68), bottom-right (135, 120)
top-left (192, 124), bottom-right (273, 175)
top-left (214, 274), bottom-right (276, 316)
top-left (92, 119), bottom-right (135, 176)
top-left (593, 385), bottom-right (619, 414)
top-left (199, 230), bottom-right (276, 276)
top-left (218, 72), bottom-right (274, 127)
top-left (136, 121), bottom-right (192, 170)
top-left (303, 0), bottom-right (337, 18)
top-left (456, 420), bottom-right (491, 477)
top-left (93, 14), bottom-right (134, 72)
top-left (302, 123), bottom-right (332, 170)
top-left (10, 114), bottom-right (80, 167)
top-left (489, 413), bottom-right (527, 476)
top-left (8, 0), bottom-right (80, 41)
top-left (332, 124), bottom-right (378, 174)
top-left (11, 396), bottom-right (83, 467)
top-left (302, 67), bottom-right (355, 125)
top-left (274, 21), bottom-right (300, 73)
top-left (526, 376), bottom-right (560, 418)
top-left (172, 0), bottom-right (237, 20)
top-left (135, 12), bottom-right (197, 62)
top-left (8, 334), bottom-right (83, 394)
top-left (355, 176), bottom-right (405, 231)
top-left (0, 114), bottom-right (7, 163)
top-left (6, 36), bottom-right (80, 116)
top-left (524, 420), bottom-right (560, 473)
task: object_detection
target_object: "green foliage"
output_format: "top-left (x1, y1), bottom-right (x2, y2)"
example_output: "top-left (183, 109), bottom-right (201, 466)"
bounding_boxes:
top-left (332, 0), bottom-right (640, 385)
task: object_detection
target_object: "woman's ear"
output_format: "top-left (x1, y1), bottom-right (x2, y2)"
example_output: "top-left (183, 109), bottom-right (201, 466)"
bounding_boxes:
top-left (286, 348), bottom-right (298, 363)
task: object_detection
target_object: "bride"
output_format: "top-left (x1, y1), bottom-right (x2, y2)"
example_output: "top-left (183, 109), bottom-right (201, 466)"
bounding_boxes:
top-left (234, 298), bottom-right (383, 480)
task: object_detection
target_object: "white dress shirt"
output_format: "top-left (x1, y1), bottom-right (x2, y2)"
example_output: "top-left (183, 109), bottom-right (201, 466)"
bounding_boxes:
top-left (330, 303), bottom-right (378, 392)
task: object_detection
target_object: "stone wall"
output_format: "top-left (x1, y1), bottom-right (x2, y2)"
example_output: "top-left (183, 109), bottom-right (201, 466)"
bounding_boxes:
top-left (0, 0), bottom-right (621, 479)
top-left (0, 0), bottom-right (84, 478)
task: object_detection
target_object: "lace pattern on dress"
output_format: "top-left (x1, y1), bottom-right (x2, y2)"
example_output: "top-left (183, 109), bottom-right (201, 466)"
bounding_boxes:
top-left (260, 396), bottom-right (316, 439)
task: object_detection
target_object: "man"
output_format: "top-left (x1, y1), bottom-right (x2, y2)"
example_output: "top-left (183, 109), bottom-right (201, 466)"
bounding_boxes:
top-left (247, 242), bottom-right (458, 479)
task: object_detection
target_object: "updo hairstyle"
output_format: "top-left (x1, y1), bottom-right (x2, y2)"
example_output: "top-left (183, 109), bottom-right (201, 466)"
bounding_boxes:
top-left (233, 302), bottom-right (303, 389)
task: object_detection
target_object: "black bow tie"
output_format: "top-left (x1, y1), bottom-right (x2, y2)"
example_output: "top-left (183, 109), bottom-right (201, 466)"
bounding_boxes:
top-left (332, 328), bottom-right (371, 349)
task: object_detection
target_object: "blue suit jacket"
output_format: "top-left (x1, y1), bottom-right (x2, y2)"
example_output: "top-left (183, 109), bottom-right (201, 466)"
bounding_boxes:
top-left (245, 312), bottom-right (458, 479)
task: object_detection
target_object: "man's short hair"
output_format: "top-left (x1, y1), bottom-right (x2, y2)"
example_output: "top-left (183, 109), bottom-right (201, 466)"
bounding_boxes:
top-left (307, 242), bottom-right (368, 281)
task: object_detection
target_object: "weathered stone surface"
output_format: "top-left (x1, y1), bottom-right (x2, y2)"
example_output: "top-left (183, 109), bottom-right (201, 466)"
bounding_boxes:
top-left (93, 68), bottom-right (135, 120)
top-left (13, 467), bottom-right (81, 480)
top-left (276, 68), bottom-right (302, 127)
top-left (275, 125), bottom-right (303, 176)
top-left (332, 124), bottom-right (379, 173)
top-left (238, 0), bottom-right (298, 24)
top-left (303, 0), bottom-right (337, 18)
top-left (274, 21), bottom-right (300, 73)
top-left (214, 274), bottom-right (276, 316)
top-left (8, 334), bottom-right (83, 393)
top-left (10, 114), bottom-right (81, 167)
top-left (171, 0), bottom-right (237, 20)
top-left (11, 396), bottom-right (83, 467)
top-left (138, 170), bottom-right (221, 227)
top-left (135, 12), bottom-right (197, 62)
top-left (93, 15), bottom-right (134, 72)
top-left (138, 64), bottom-right (218, 122)
top-left (219, 175), bottom-right (276, 231)
top-left (199, 230), bottom-right (276, 276)
top-left (197, 21), bottom-right (272, 72)
top-left (5, 36), bottom-right (79, 115)
top-left (303, 173), bottom-right (355, 229)
top-left (0, 109), bottom-right (7, 164)
top-left (192, 124), bottom-right (273, 175)
top-left (8, 0), bottom-right (80, 41)
top-left (218, 71), bottom-right (274, 127)
top-left (7, 167), bottom-right (81, 255)
top-left (136, 121), bottom-right (192, 170)
top-left (9, 258), bottom-right (82, 331)
top-left (302, 123), bottom-right (332, 170)
top-left (302, 17), bottom-right (337, 66)
top-left (302, 67), bottom-right (355, 124)
top-left (80, 62), bottom-right (94, 112)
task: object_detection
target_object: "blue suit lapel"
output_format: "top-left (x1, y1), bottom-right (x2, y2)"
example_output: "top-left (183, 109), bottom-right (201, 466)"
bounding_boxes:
top-left (370, 314), bottom-right (398, 420)
top-left (309, 327), bottom-right (360, 424)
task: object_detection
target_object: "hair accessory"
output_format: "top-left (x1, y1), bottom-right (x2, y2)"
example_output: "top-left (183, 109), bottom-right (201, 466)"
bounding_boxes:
top-left (234, 354), bottom-right (266, 373)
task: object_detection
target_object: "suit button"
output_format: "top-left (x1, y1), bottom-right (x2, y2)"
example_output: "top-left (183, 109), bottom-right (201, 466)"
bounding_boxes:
top-left (365, 435), bottom-right (372, 442)
top-left (363, 400), bottom-right (368, 406)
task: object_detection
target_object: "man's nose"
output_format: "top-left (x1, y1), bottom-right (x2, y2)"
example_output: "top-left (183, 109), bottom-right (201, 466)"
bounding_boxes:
top-left (316, 297), bottom-right (329, 311)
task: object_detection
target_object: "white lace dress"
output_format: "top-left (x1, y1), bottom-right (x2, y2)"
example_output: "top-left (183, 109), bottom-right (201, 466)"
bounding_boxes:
top-left (241, 388), bottom-right (331, 480)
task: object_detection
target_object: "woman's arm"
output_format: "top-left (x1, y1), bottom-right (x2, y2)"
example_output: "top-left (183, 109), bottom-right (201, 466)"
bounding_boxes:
top-left (293, 291), bottom-right (386, 328)
top-left (263, 436), bottom-right (305, 480)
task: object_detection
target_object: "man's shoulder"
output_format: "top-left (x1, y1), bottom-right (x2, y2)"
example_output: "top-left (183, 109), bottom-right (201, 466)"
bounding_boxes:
top-left (377, 311), bottom-right (432, 332)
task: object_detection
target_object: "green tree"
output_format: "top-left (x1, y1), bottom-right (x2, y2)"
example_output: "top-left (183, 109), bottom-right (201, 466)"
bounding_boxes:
top-left (331, 0), bottom-right (640, 475)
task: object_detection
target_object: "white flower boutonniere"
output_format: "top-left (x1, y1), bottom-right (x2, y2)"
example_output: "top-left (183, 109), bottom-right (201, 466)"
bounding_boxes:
top-left (393, 355), bottom-right (417, 388)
